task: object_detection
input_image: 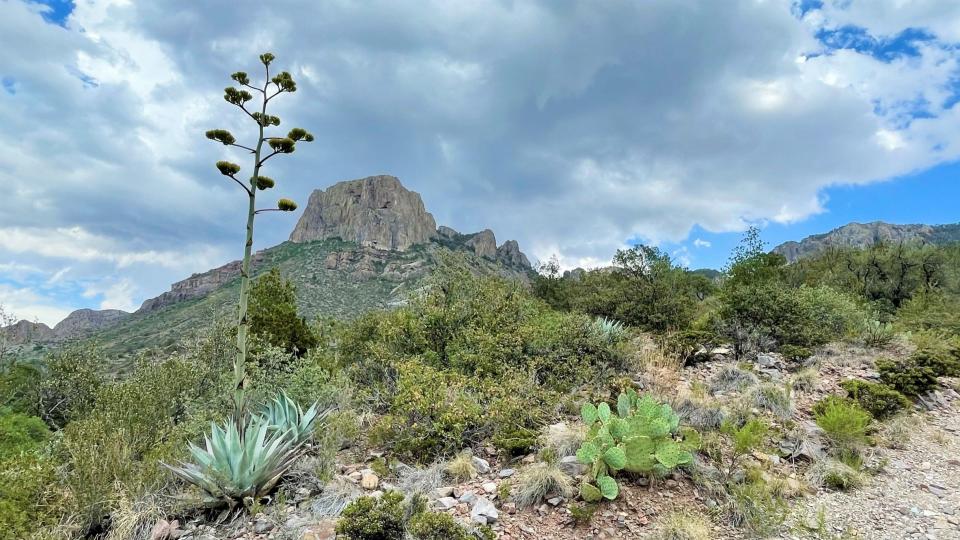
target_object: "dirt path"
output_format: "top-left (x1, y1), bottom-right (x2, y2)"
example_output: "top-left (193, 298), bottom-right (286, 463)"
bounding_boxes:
top-left (788, 403), bottom-right (960, 540)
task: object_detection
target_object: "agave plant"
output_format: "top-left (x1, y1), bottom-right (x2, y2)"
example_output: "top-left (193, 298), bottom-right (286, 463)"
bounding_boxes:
top-left (260, 391), bottom-right (327, 445)
top-left (593, 316), bottom-right (627, 342)
top-left (165, 415), bottom-right (302, 506)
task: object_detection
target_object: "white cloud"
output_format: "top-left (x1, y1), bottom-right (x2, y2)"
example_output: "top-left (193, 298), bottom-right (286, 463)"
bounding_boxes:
top-left (2, 0), bottom-right (960, 316)
top-left (693, 239), bottom-right (712, 249)
top-left (0, 284), bottom-right (74, 327)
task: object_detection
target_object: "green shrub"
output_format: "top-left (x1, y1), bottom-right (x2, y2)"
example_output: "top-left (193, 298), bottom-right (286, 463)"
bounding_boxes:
top-left (861, 319), bottom-right (895, 348)
top-left (249, 267), bottom-right (318, 357)
top-left (0, 409), bottom-right (49, 460)
top-left (38, 344), bottom-right (103, 429)
top-left (0, 453), bottom-right (61, 539)
top-left (513, 462), bottom-right (574, 508)
top-left (407, 511), bottom-right (475, 540)
top-left (814, 397), bottom-right (871, 452)
top-left (779, 345), bottom-right (812, 362)
top-left (877, 357), bottom-right (939, 396)
top-left (336, 491), bottom-right (407, 540)
top-left (911, 347), bottom-right (960, 378)
top-left (839, 380), bottom-right (910, 419)
top-left (725, 478), bottom-right (788, 536)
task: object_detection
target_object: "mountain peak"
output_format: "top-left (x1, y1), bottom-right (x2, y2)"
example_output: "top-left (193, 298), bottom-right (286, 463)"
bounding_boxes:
top-left (773, 221), bottom-right (960, 262)
top-left (289, 175), bottom-right (438, 251)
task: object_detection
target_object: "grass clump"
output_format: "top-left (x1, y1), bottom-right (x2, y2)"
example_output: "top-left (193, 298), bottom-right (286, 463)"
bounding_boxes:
top-left (806, 458), bottom-right (863, 491)
top-left (541, 422), bottom-right (586, 458)
top-left (839, 379), bottom-right (911, 419)
top-left (656, 510), bottom-right (711, 540)
top-left (790, 367), bottom-right (819, 393)
top-left (674, 398), bottom-right (725, 431)
top-left (725, 478), bottom-right (788, 536)
top-left (747, 383), bottom-right (794, 419)
top-left (513, 462), bottom-right (574, 508)
top-left (445, 452), bottom-right (478, 482)
top-left (709, 365), bottom-right (758, 393)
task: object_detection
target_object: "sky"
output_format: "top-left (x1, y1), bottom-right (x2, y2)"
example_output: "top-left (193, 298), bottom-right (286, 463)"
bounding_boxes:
top-left (1, 0), bottom-right (959, 326)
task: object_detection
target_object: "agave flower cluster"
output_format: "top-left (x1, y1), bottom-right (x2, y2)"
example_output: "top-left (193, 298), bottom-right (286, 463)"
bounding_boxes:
top-left (165, 393), bottom-right (326, 507)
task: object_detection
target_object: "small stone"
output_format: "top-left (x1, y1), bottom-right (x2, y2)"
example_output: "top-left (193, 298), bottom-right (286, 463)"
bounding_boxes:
top-left (253, 520), bottom-right (274, 534)
top-left (499, 468), bottom-right (516, 478)
top-left (482, 482), bottom-right (497, 494)
top-left (521, 454), bottom-right (536, 464)
top-left (472, 456), bottom-right (491, 474)
top-left (547, 497), bottom-right (563, 506)
top-left (459, 491), bottom-right (478, 505)
top-left (558, 455), bottom-right (586, 477)
top-left (435, 486), bottom-right (454, 498)
top-left (470, 496), bottom-right (498, 524)
top-left (301, 520), bottom-right (336, 540)
top-left (436, 497), bottom-right (458, 510)
top-left (360, 473), bottom-right (379, 490)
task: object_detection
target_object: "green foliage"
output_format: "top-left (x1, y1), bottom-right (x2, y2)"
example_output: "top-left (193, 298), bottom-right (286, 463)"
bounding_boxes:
top-left (814, 396), bottom-right (871, 452)
top-left (725, 478), bottom-right (788, 535)
top-left (593, 316), bottom-right (627, 343)
top-left (407, 511), bottom-right (474, 540)
top-left (779, 344), bottom-right (812, 362)
top-left (336, 491), bottom-right (407, 540)
top-left (249, 268), bottom-right (318, 358)
top-left (747, 383), bottom-right (794, 420)
top-left (576, 390), bottom-right (693, 501)
top-left (0, 409), bottom-right (48, 460)
top-left (0, 453), bottom-right (61, 539)
top-left (877, 357), bottom-right (939, 396)
top-left (839, 380), bottom-right (910, 419)
top-left (38, 344), bottom-right (103, 429)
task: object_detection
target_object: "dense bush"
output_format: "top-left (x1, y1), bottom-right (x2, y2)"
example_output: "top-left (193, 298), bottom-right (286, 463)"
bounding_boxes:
top-left (877, 357), bottom-right (939, 396)
top-left (336, 491), bottom-right (408, 540)
top-left (0, 453), bottom-right (60, 539)
top-left (839, 380), bottom-right (911, 419)
top-left (0, 409), bottom-right (49, 460)
top-left (249, 268), bottom-right (318, 357)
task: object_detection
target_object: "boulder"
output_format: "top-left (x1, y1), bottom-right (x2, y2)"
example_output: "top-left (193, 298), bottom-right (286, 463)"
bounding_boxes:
top-left (470, 496), bottom-right (499, 524)
top-left (289, 175), bottom-right (437, 251)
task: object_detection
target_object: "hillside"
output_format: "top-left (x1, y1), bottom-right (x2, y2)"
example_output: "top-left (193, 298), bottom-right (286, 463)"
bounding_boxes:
top-left (7, 175), bottom-right (532, 363)
top-left (773, 221), bottom-right (960, 262)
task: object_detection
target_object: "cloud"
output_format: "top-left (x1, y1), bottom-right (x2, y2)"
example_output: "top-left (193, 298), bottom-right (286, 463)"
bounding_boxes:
top-left (3, 0), bottom-right (960, 321)
top-left (693, 239), bottom-right (712, 249)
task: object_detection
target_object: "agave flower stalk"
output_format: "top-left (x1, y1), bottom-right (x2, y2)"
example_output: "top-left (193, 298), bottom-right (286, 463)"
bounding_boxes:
top-left (206, 53), bottom-right (315, 421)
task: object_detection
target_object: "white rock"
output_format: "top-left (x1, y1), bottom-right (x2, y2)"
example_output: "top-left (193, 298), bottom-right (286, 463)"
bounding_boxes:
top-left (472, 456), bottom-right (491, 474)
top-left (435, 497), bottom-right (458, 510)
top-left (482, 482), bottom-right (497, 494)
top-left (470, 496), bottom-right (498, 524)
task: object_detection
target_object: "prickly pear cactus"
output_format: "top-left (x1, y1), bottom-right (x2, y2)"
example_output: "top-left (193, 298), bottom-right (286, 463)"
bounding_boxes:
top-left (576, 391), bottom-right (694, 501)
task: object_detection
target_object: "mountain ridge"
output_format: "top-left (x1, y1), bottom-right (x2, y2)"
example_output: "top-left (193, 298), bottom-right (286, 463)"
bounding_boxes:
top-left (772, 221), bottom-right (960, 262)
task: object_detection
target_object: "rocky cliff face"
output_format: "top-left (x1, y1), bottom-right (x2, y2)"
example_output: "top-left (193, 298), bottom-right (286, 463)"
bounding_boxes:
top-left (53, 308), bottom-right (129, 339)
top-left (2, 320), bottom-right (54, 345)
top-left (289, 175), bottom-right (438, 251)
top-left (773, 221), bottom-right (960, 262)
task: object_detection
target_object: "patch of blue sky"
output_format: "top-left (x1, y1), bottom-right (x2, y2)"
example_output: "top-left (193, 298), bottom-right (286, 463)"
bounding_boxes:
top-left (29, 0), bottom-right (74, 27)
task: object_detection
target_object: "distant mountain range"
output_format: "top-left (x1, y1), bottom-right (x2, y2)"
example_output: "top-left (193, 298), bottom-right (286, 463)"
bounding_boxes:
top-left (3, 175), bottom-right (533, 362)
top-left (772, 221), bottom-right (960, 262)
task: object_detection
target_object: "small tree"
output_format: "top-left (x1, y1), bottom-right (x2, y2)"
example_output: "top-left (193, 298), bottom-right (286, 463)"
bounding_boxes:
top-left (249, 268), bottom-right (318, 357)
top-left (205, 53), bottom-right (314, 419)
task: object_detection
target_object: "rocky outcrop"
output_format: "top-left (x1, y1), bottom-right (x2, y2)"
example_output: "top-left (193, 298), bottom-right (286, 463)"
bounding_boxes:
top-left (465, 229), bottom-right (498, 260)
top-left (496, 240), bottom-right (531, 268)
top-left (2, 320), bottom-right (54, 344)
top-left (137, 252), bottom-right (267, 313)
top-left (53, 308), bottom-right (129, 339)
top-left (437, 225), bottom-right (460, 240)
top-left (773, 221), bottom-right (960, 262)
top-left (289, 175), bottom-right (437, 251)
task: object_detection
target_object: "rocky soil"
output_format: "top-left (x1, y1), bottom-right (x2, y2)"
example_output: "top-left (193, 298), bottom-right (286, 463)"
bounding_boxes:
top-left (147, 341), bottom-right (960, 540)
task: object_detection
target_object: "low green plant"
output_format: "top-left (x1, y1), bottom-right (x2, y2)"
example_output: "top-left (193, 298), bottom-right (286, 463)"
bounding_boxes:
top-left (719, 418), bottom-right (768, 479)
top-left (839, 380), bottom-right (910, 420)
top-left (779, 344), bottom-right (812, 362)
top-left (445, 452), bottom-right (478, 482)
top-left (790, 367), bottom-right (819, 393)
top-left (164, 414), bottom-right (306, 507)
top-left (813, 397), bottom-right (871, 453)
top-left (877, 357), bottom-right (939, 396)
top-left (807, 458), bottom-right (863, 491)
top-left (575, 390), bottom-right (693, 502)
top-left (725, 478), bottom-right (788, 536)
top-left (862, 319), bottom-right (895, 348)
top-left (336, 491), bottom-right (407, 540)
top-left (0, 409), bottom-right (49, 460)
top-left (259, 391), bottom-right (325, 444)
top-left (911, 347), bottom-right (960, 378)
top-left (747, 383), bottom-right (794, 420)
top-left (593, 316), bottom-right (627, 342)
top-left (569, 502), bottom-right (598, 526)
top-left (407, 510), bottom-right (474, 540)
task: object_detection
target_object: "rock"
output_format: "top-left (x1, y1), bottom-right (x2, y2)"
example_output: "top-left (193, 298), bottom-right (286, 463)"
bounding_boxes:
top-left (360, 472), bottom-right (380, 490)
top-left (482, 482), bottom-right (498, 494)
top-left (301, 520), bottom-right (337, 540)
top-left (459, 491), bottom-right (478, 505)
top-left (289, 175), bottom-right (438, 251)
top-left (773, 222), bottom-right (956, 263)
top-left (435, 486), bottom-right (455, 498)
top-left (436, 497), bottom-right (459, 510)
top-left (756, 353), bottom-right (777, 368)
top-left (547, 497), bottom-right (563, 506)
top-left (499, 468), bottom-right (516, 478)
top-left (710, 346), bottom-right (732, 356)
top-left (496, 239), bottom-right (532, 268)
top-left (150, 520), bottom-right (171, 540)
top-left (465, 229), bottom-right (498, 259)
top-left (347, 471), bottom-right (363, 483)
top-left (252, 519), bottom-right (274, 534)
top-left (559, 455), bottom-right (587, 477)
top-left (1, 319), bottom-right (54, 344)
top-left (470, 496), bottom-right (499, 524)
top-left (437, 225), bottom-right (460, 239)
top-left (472, 456), bottom-right (491, 474)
